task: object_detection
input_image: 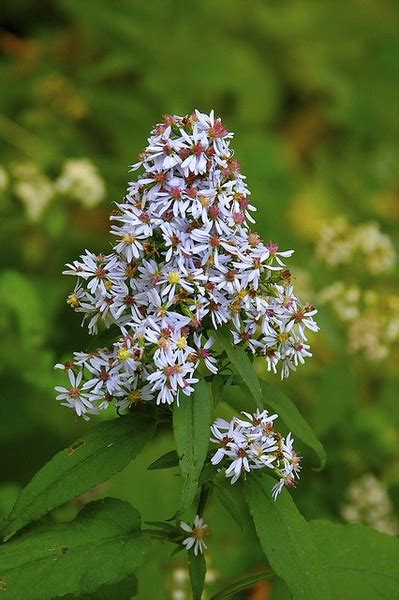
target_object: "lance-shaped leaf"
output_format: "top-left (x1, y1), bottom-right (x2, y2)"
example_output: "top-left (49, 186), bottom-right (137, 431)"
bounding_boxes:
top-left (0, 498), bottom-right (150, 600)
top-left (210, 568), bottom-right (273, 599)
top-left (147, 449), bottom-right (179, 470)
top-left (214, 328), bottom-right (263, 409)
top-left (189, 552), bottom-right (207, 600)
top-left (311, 519), bottom-right (399, 599)
top-left (260, 381), bottom-right (326, 469)
top-left (244, 473), bottom-right (331, 600)
top-left (1, 414), bottom-right (156, 540)
top-left (173, 378), bottom-right (212, 517)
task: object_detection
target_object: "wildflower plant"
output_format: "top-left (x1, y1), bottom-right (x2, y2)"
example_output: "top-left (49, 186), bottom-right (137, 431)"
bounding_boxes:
top-left (2, 112), bottom-right (397, 600)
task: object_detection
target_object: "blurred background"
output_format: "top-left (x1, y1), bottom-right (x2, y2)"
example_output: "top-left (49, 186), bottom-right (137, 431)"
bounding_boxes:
top-left (1, 1), bottom-right (399, 598)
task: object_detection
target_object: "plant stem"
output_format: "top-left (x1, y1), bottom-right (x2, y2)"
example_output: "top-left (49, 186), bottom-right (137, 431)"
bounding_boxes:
top-left (197, 484), bottom-right (210, 518)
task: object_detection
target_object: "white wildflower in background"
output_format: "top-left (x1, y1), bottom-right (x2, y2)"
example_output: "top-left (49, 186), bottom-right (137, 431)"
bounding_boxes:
top-left (318, 282), bottom-right (361, 322)
top-left (4, 158), bottom-right (105, 223)
top-left (210, 409), bottom-right (301, 499)
top-left (317, 217), bottom-right (396, 274)
top-left (353, 222), bottom-right (396, 274)
top-left (56, 158), bottom-right (106, 208)
top-left (12, 163), bottom-right (54, 222)
top-left (56, 110), bottom-right (319, 417)
top-left (341, 474), bottom-right (399, 536)
top-left (316, 217), bottom-right (355, 268)
top-left (180, 515), bottom-right (208, 555)
top-left (319, 281), bottom-right (399, 363)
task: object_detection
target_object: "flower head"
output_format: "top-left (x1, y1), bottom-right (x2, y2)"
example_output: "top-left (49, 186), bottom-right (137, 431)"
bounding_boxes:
top-left (180, 515), bottom-right (208, 555)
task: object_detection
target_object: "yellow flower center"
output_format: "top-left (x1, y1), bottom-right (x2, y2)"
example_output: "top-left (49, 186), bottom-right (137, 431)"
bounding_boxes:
top-left (176, 336), bottom-right (187, 349)
top-left (192, 527), bottom-right (205, 539)
top-left (118, 348), bottom-right (131, 361)
top-left (237, 289), bottom-right (248, 300)
top-left (122, 233), bottom-right (136, 244)
top-left (278, 332), bottom-right (289, 343)
top-left (199, 195), bottom-right (210, 208)
top-left (127, 390), bottom-right (141, 405)
top-left (168, 271), bottom-right (181, 285)
top-left (67, 292), bottom-right (80, 308)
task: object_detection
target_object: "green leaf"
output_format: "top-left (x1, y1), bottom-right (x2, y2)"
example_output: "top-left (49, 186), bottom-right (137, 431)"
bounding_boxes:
top-left (85, 325), bottom-right (121, 351)
top-left (1, 414), bottom-right (156, 540)
top-left (214, 328), bottom-right (263, 409)
top-left (147, 449), bottom-right (179, 470)
top-left (0, 484), bottom-right (20, 519)
top-left (210, 568), bottom-right (273, 599)
top-left (211, 374), bottom-right (227, 408)
top-left (0, 498), bottom-right (150, 600)
top-left (173, 378), bottom-right (212, 517)
top-left (311, 520), bottom-right (399, 599)
top-left (214, 481), bottom-right (244, 530)
top-left (260, 381), bottom-right (326, 470)
top-left (199, 463), bottom-right (218, 486)
top-left (62, 574), bottom-right (137, 599)
top-left (188, 552), bottom-right (207, 600)
top-left (244, 473), bottom-right (331, 600)
top-left (145, 521), bottom-right (178, 534)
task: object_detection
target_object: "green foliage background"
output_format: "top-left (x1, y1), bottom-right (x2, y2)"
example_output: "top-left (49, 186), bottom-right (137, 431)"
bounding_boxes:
top-left (1, 1), bottom-right (399, 598)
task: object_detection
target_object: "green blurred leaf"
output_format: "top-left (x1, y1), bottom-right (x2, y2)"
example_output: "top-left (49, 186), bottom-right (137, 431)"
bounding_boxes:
top-left (244, 473), bottom-right (331, 600)
top-left (147, 450), bottom-right (179, 471)
top-left (311, 364), bottom-right (357, 437)
top-left (63, 574), bottom-right (137, 599)
top-left (210, 567), bottom-right (273, 599)
top-left (0, 271), bottom-right (46, 373)
top-left (261, 381), bottom-right (326, 469)
top-left (173, 378), bottom-right (212, 517)
top-left (0, 498), bottom-right (149, 600)
top-left (85, 325), bottom-right (121, 351)
top-left (189, 551), bottom-right (207, 600)
top-left (311, 520), bottom-right (399, 599)
top-left (215, 328), bottom-right (263, 409)
top-left (1, 415), bottom-right (156, 539)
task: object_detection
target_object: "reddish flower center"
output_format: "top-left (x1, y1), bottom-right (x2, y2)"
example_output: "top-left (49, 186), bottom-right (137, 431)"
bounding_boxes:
top-left (99, 369), bottom-right (110, 381)
top-left (208, 206), bottom-right (220, 220)
top-left (192, 142), bottom-right (205, 156)
top-left (170, 187), bottom-right (182, 199)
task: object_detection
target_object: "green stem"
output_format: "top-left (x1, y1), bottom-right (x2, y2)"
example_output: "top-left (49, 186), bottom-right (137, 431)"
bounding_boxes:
top-left (196, 484), bottom-right (210, 518)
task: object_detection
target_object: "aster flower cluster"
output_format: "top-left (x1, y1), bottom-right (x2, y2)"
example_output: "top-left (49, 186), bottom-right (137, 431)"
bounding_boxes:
top-left (56, 110), bottom-right (318, 418)
top-left (210, 409), bottom-right (301, 499)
